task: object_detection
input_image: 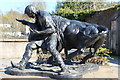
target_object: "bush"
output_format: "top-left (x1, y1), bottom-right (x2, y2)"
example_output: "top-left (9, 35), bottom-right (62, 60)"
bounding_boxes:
top-left (56, 10), bottom-right (97, 22)
top-left (96, 44), bottom-right (113, 60)
top-left (85, 44), bottom-right (113, 65)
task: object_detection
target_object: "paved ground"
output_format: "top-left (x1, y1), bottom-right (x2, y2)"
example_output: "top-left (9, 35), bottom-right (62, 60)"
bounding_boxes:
top-left (83, 56), bottom-right (120, 78)
top-left (0, 56), bottom-right (119, 79)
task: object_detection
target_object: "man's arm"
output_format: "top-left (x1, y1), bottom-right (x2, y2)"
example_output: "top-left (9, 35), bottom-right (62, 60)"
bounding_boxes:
top-left (32, 28), bottom-right (55, 34)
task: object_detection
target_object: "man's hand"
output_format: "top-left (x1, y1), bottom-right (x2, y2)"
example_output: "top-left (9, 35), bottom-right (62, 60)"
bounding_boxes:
top-left (30, 28), bottom-right (40, 34)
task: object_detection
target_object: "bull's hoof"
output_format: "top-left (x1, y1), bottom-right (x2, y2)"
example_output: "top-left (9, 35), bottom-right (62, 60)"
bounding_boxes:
top-left (65, 60), bottom-right (72, 65)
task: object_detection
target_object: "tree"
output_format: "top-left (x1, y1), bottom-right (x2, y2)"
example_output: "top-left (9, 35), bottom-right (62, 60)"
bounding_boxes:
top-left (55, 0), bottom-right (118, 21)
top-left (2, 10), bottom-right (25, 32)
top-left (30, 0), bottom-right (46, 10)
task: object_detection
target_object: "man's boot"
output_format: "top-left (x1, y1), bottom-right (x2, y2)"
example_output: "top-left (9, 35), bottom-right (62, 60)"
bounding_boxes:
top-left (11, 42), bottom-right (36, 70)
top-left (11, 61), bottom-right (26, 70)
top-left (56, 54), bottom-right (69, 75)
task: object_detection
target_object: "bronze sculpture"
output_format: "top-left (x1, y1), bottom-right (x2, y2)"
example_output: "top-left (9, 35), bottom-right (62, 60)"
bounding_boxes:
top-left (11, 5), bottom-right (108, 75)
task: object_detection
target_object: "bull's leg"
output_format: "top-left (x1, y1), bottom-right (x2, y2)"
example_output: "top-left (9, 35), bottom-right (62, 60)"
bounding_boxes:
top-left (80, 34), bottom-right (107, 64)
top-left (64, 49), bottom-right (73, 64)
top-left (94, 34), bottom-right (107, 52)
top-left (11, 41), bottom-right (43, 70)
top-left (64, 49), bottom-right (68, 60)
top-left (66, 49), bottom-right (82, 61)
top-left (79, 36), bottom-right (100, 64)
top-left (80, 47), bottom-right (94, 64)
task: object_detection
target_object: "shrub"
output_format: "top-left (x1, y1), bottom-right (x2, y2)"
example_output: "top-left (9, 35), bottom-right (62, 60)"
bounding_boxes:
top-left (96, 44), bottom-right (113, 60)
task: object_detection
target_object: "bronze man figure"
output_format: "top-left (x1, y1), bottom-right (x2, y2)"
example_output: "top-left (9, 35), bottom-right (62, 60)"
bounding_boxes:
top-left (11, 5), bottom-right (67, 73)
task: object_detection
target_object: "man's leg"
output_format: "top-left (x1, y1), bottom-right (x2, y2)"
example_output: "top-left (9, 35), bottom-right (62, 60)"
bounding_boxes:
top-left (11, 41), bottom-right (43, 70)
top-left (47, 33), bottom-right (67, 73)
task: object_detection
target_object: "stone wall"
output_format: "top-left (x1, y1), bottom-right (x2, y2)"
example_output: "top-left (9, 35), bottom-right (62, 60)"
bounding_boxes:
top-left (0, 39), bottom-right (37, 59)
top-left (85, 6), bottom-right (119, 55)
top-left (117, 15), bottom-right (120, 56)
top-left (86, 7), bottom-right (117, 28)
top-left (111, 11), bottom-right (120, 55)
